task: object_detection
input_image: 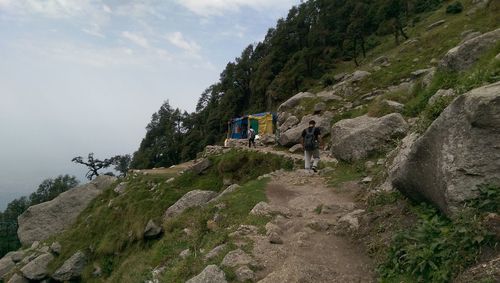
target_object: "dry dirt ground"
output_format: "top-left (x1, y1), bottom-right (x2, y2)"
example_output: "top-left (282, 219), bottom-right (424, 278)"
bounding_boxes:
top-left (252, 170), bottom-right (376, 283)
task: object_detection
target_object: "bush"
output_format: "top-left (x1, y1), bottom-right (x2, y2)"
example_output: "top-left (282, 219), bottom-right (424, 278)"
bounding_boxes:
top-left (446, 2), bottom-right (463, 14)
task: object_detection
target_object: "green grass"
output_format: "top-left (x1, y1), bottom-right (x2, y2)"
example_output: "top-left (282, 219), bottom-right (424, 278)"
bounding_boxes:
top-left (43, 150), bottom-right (291, 282)
top-left (325, 161), bottom-right (366, 187)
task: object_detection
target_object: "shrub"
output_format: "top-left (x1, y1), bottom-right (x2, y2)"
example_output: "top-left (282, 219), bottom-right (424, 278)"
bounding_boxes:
top-left (446, 2), bottom-right (464, 14)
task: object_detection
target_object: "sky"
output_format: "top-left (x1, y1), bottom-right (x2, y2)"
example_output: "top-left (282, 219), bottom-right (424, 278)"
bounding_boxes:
top-left (0, 0), bottom-right (300, 211)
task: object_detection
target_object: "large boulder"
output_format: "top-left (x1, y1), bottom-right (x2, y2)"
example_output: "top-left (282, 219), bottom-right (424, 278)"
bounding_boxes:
top-left (52, 251), bottom-right (86, 282)
top-left (440, 28), bottom-right (500, 71)
top-left (17, 175), bottom-right (116, 245)
top-left (392, 82), bottom-right (500, 215)
top-left (278, 112), bottom-right (333, 147)
top-left (190, 159), bottom-right (212, 175)
top-left (164, 190), bottom-right (217, 220)
top-left (20, 253), bottom-right (54, 281)
top-left (331, 113), bottom-right (409, 162)
top-left (279, 115), bottom-right (299, 133)
top-left (277, 92), bottom-right (316, 112)
top-left (186, 265), bottom-right (227, 283)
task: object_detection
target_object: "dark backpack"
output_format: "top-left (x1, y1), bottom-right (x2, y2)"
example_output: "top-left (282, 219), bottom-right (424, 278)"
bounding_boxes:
top-left (304, 128), bottom-right (317, 150)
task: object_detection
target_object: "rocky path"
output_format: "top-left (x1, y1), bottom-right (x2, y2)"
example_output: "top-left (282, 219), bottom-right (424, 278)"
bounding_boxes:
top-left (252, 170), bottom-right (375, 282)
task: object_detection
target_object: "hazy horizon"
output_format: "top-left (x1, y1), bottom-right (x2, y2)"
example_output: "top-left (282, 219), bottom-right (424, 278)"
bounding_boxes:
top-left (0, 0), bottom-right (300, 211)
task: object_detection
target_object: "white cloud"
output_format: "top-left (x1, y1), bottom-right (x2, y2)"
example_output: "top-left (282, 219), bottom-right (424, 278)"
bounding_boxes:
top-left (121, 31), bottom-right (150, 49)
top-left (177, 0), bottom-right (296, 17)
top-left (167, 32), bottom-right (200, 54)
top-left (82, 23), bottom-right (105, 38)
top-left (102, 4), bottom-right (111, 13)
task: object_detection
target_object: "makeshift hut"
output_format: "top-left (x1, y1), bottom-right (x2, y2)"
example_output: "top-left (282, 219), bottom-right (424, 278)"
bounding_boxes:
top-left (227, 112), bottom-right (275, 139)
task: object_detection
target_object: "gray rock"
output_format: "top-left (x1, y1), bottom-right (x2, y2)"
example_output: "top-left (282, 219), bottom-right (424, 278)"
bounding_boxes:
top-left (17, 175), bottom-right (117, 245)
top-left (331, 113), bottom-right (409, 162)
top-left (236, 266), bottom-right (255, 282)
top-left (422, 67), bottom-right (436, 88)
top-left (392, 82), bottom-right (500, 215)
top-left (428, 89), bottom-right (457, 105)
top-left (383, 100), bottom-right (404, 112)
top-left (426, 20), bottom-right (445, 30)
top-left (114, 182), bottom-right (128, 194)
top-left (338, 209), bottom-right (365, 230)
top-left (496, 53), bottom-right (500, 61)
top-left (289, 144), bottom-right (304, 153)
top-left (440, 28), bottom-right (500, 71)
top-left (143, 219), bottom-right (163, 239)
top-left (52, 251), bottom-right (86, 282)
top-left (387, 81), bottom-right (415, 94)
top-left (372, 56), bottom-right (390, 66)
top-left (221, 249), bottom-right (254, 268)
top-left (278, 92), bottom-right (316, 112)
top-left (277, 112), bottom-right (291, 126)
top-left (313, 102), bottom-right (326, 113)
top-left (361, 177), bottom-right (373, 183)
top-left (9, 251), bottom-right (25, 263)
top-left (365, 161), bottom-right (375, 169)
top-left (20, 253), bottom-right (54, 281)
top-left (333, 72), bottom-right (348, 82)
top-left (279, 116), bottom-right (299, 133)
top-left (92, 264), bottom-right (102, 277)
top-left (279, 112), bottom-right (333, 147)
top-left (0, 256), bottom-right (15, 279)
top-left (164, 190), bottom-right (217, 219)
top-left (461, 31), bottom-right (482, 43)
top-left (190, 159), bottom-right (212, 175)
top-left (50, 242), bottom-right (62, 255)
top-left (316, 91), bottom-right (343, 102)
top-left (307, 219), bottom-right (330, 232)
top-left (411, 68), bottom-right (433, 79)
top-left (205, 244), bottom-right (227, 261)
top-left (229, 225), bottom-right (258, 238)
top-left (268, 232), bottom-right (283, 244)
top-left (186, 265), bottom-right (227, 283)
top-left (349, 70), bottom-right (371, 83)
top-left (179, 249), bottom-right (191, 259)
top-left (265, 222), bottom-right (282, 235)
top-left (7, 273), bottom-right (29, 283)
top-left (210, 184), bottom-right (241, 203)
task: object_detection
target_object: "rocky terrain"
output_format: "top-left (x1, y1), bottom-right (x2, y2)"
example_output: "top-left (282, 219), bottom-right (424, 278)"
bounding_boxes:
top-left (0, 0), bottom-right (499, 282)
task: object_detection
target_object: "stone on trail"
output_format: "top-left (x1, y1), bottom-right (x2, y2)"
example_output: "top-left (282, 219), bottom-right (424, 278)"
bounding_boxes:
top-left (20, 253), bottom-right (54, 281)
top-left (186, 265), bottom-right (227, 283)
top-left (331, 113), bottom-right (409, 162)
top-left (392, 82), bottom-right (500, 216)
top-left (204, 244), bottom-right (227, 261)
top-left (17, 175), bottom-right (117, 245)
top-left (164, 190), bottom-right (217, 220)
top-left (221, 249), bottom-right (254, 268)
top-left (52, 251), bottom-right (86, 282)
top-left (235, 265), bottom-right (255, 282)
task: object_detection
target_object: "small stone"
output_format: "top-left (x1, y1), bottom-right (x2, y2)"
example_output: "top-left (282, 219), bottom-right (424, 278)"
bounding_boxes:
top-left (205, 244), bottom-right (227, 261)
top-left (179, 249), bottom-right (191, 259)
top-left (114, 182), bottom-right (128, 194)
top-left (10, 251), bottom-right (25, 263)
top-left (377, 159), bottom-right (385, 166)
top-left (427, 20), bottom-right (445, 30)
top-left (313, 102), bottom-right (326, 113)
top-left (307, 220), bottom-right (330, 232)
top-left (38, 245), bottom-right (50, 253)
top-left (92, 264), bottom-right (102, 277)
top-left (183, 228), bottom-right (193, 236)
top-left (144, 219), bottom-right (163, 239)
top-left (30, 241), bottom-right (40, 250)
top-left (268, 232), bottom-right (283, 244)
top-left (265, 222), bottom-right (281, 235)
top-left (495, 53), bottom-right (500, 61)
top-left (186, 265), bottom-right (227, 283)
top-left (365, 161), bottom-right (375, 169)
top-left (289, 144), bottom-right (304, 153)
top-left (361, 176), bottom-right (373, 183)
top-left (235, 265), bottom-right (255, 282)
top-left (221, 249), bottom-right (254, 268)
top-left (338, 209), bottom-right (365, 230)
top-left (50, 242), bottom-right (62, 255)
top-left (230, 225), bottom-right (258, 238)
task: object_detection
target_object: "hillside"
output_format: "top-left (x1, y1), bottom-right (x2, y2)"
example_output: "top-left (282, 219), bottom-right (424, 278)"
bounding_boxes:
top-left (0, 0), bottom-right (499, 282)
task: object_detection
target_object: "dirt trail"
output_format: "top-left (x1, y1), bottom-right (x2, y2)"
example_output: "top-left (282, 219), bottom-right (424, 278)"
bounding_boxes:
top-left (252, 169), bottom-right (375, 282)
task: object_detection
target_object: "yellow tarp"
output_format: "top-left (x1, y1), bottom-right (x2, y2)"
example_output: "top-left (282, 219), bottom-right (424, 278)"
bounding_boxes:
top-left (248, 113), bottom-right (273, 135)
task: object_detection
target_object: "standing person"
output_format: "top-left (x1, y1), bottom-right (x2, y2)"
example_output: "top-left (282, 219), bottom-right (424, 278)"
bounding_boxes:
top-left (301, 120), bottom-right (322, 172)
top-left (248, 127), bottom-right (256, 148)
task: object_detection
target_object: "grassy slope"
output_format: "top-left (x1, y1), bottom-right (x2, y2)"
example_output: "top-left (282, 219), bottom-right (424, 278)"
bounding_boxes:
top-left (44, 150), bottom-right (293, 282)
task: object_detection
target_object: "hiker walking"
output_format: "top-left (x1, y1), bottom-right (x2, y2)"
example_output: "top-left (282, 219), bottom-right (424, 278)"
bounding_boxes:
top-left (301, 120), bottom-right (321, 172)
top-left (248, 127), bottom-right (256, 148)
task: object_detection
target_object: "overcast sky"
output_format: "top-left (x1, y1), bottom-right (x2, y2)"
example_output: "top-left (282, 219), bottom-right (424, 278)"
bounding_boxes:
top-left (0, 0), bottom-right (299, 210)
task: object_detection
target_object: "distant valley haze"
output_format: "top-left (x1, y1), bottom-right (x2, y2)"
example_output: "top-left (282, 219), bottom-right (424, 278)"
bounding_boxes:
top-left (0, 0), bottom-right (300, 211)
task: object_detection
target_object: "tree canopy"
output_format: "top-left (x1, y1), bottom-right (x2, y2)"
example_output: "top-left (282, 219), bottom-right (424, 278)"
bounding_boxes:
top-left (132, 0), bottom-right (444, 169)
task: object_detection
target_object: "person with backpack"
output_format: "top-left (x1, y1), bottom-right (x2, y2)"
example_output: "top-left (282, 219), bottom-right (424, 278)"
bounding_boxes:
top-left (301, 120), bottom-right (322, 172)
top-left (248, 127), bottom-right (256, 148)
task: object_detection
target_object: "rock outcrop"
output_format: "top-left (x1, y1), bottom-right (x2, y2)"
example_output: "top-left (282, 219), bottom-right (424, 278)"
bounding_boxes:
top-left (52, 251), bottom-right (86, 282)
top-left (440, 28), bottom-right (500, 71)
top-left (392, 82), bottom-right (500, 215)
top-left (17, 175), bottom-right (117, 245)
top-left (186, 265), bottom-right (227, 283)
top-left (278, 92), bottom-right (316, 112)
top-left (143, 219), bottom-right (163, 239)
top-left (164, 190), bottom-right (217, 219)
top-left (331, 113), bottom-right (409, 162)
